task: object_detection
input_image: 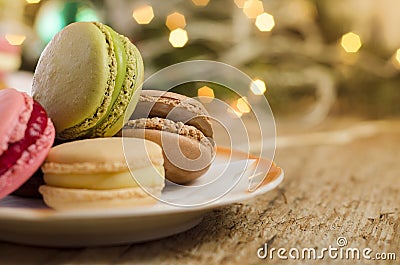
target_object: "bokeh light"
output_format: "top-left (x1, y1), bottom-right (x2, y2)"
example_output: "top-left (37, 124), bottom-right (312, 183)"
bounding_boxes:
top-left (197, 86), bottom-right (215, 103)
top-left (169, 28), bottom-right (188, 48)
top-left (26, 0), bottom-right (41, 3)
top-left (166, 12), bottom-right (186, 31)
top-left (341, 32), bottom-right (362, 53)
top-left (236, 97), bottom-right (251, 113)
top-left (76, 7), bottom-right (98, 21)
top-left (5, 34), bottom-right (26, 46)
top-left (192, 0), bottom-right (210, 7)
top-left (132, 5), bottom-right (154, 24)
top-left (35, 1), bottom-right (99, 44)
top-left (395, 48), bottom-right (400, 64)
top-left (392, 48), bottom-right (400, 69)
top-left (255, 12), bottom-right (275, 32)
top-left (243, 0), bottom-right (264, 19)
top-left (250, 79), bottom-right (266, 95)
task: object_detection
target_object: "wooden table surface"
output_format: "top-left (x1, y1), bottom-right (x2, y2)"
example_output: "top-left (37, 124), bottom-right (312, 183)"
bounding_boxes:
top-left (1, 119), bottom-right (399, 265)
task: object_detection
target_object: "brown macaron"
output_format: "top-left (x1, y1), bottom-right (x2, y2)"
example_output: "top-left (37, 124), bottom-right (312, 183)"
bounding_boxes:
top-left (123, 90), bottom-right (215, 184)
top-left (131, 90), bottom-right (213, 138)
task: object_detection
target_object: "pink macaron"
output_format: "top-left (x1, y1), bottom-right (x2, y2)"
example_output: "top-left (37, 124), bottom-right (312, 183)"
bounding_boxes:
top-left (0, 88), bottom-right (55, 199)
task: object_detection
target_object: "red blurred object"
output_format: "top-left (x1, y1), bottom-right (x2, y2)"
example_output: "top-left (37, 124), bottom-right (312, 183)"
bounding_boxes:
top-left (0, 37), bottom-right (21, 55)
top-left (0, 36), bottom-right (22, 77)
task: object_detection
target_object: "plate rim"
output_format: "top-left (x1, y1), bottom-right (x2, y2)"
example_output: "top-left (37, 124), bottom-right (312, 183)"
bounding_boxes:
top-left (0, 148), bottom-right (284, 221)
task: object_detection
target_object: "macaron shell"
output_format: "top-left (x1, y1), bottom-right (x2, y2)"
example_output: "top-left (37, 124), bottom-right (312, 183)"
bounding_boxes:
top-left (133, 90), bottom-right (213, 138)
top-left (0, 89), bottom-right (32, 155)
top-left (32, 22), bottom-right (113, 138)
top-left (0, 119), bottom-right (55, 199)
top-left (124, 128), bottom-right (213, 184)
top-left (141, 90), bottom-right (205, 109)
top-left (39, 185), bottom-right (161, 210)
top-left (133, 100), bottom-right (213, 138)
top-left (42, 138), bottom-right (163, 174)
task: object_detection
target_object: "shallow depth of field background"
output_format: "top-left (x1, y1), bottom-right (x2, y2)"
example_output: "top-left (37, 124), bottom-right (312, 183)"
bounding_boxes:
top-left (1, 0), bottom-right (400, 130)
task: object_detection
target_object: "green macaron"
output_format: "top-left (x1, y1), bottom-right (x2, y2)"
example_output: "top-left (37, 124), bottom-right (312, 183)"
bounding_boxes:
top-left (32, 22), bottom-right (144, 140)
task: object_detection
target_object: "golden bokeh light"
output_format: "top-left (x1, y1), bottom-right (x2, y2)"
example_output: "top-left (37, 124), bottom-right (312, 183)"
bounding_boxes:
top-left (234, 0), bottom-right (246, 8)
top-left (166, 12), bottom-right (186, 31)
top-left (341, 32), bottom-right (362, 53)
top-left (26, 0), bottom-right (41, 3)
top-left (192, 0), bottom-right (210, 7)
top-left (169, 28), bottom-right (188, 48)
top-left (243, 0), bottom-right (264, 19)
top-left (236, 97), bottom-right (251, 113)
top-left (5, 34), bottom-right (26, 46)
top-left (197, 86), bottom-right (215, 103)
top-left (255, 12), bottom-right (275, 32)
top-left (250, 79), bottom-right (266, 95)
top-left (132, 5), bottom-right (154, 24)
top-left (392, 48), bottom-right (400, 69)
top-left (396, 48), bottom-right (400, 64)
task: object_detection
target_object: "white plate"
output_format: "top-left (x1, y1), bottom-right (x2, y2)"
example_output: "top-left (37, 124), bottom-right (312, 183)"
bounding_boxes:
top-left (0, 148), bottom-right (283, 247)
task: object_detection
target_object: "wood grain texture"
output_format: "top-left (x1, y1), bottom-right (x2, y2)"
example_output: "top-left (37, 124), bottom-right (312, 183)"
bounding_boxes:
top-left (0, 120), bottom-right (399, 265)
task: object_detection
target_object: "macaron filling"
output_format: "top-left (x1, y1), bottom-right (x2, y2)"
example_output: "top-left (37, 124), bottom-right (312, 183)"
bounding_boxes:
top-left (105, 25), bottom-right (127, 109)
top-left (0, 101), bottom-right (48, 175)
top-left (91, 27), bottom-right (143, 137)
top-left (125, 117), bottom-right (212, 145)
top-left (89, 24), bottom-right (127, 130)
top-left (44, 165), bottom-right (165, 190)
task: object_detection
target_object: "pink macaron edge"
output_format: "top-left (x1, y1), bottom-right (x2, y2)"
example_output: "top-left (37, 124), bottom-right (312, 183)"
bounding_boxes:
top-left (0, 88), bottom-right (55, 199)
top-left (0, 118), bottom-right (55, 199)
top-left (0, 89), bottom-right (32, 156)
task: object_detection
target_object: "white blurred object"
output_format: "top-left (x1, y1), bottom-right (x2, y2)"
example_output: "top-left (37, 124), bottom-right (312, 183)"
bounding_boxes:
top-left (4, 71), bottom-right (33, 95)
top-left (0, 36), bottom-right (22, 72)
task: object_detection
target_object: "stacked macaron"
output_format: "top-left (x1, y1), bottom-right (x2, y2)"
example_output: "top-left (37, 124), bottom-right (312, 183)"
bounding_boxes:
top-left (30, 22), bottom-right (165, 209)
top-left (39, 138), bottom-right (164, 210)
top-left (0, 88), bottom-right (55, 199)
top-left (124, 90), bottom-right (215, 184)
top-left (1, 21), bottom-right (216, 210)
top-left (32, 22), bottom-right (144, 140)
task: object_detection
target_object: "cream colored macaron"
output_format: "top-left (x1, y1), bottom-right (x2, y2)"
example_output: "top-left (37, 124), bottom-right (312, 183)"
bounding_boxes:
top-left (39, 137), bottom-right (164, 210)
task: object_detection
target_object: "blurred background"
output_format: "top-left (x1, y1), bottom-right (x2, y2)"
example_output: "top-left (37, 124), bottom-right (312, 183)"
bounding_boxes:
top-left (1, 0), bottom-right (400, 130)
